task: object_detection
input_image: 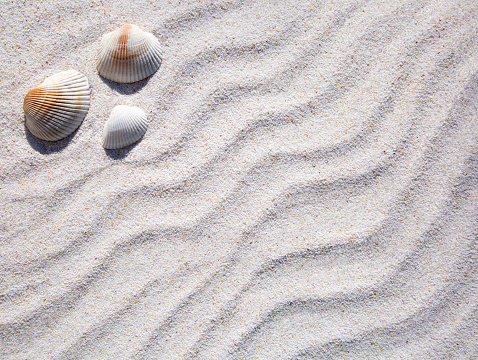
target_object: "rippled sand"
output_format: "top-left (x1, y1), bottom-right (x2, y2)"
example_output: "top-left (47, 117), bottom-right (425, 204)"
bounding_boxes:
top-left (1, 0), bottom-right (477, 359)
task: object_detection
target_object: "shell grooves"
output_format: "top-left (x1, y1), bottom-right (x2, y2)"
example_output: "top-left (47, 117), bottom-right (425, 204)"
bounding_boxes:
top-left (102, 105), bottom-right (148, 149)
top-left (23, 70), bottom-right (91, 141)
top-left (96, 24), bottom-right (163, 83)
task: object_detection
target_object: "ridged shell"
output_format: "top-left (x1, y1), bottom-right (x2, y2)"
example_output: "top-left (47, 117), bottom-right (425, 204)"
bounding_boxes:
top-left (102, 105), bottom-right (148, 149)
top-left (96, 24), bottom-right (163, 83)
top-left (23, 70), bottom-right (91, 141)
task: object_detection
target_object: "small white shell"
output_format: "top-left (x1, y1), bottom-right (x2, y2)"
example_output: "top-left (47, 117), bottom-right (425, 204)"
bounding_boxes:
top-left (96, 24), bottom-right (163, 83)
top-left (102, 105), bottom-right (148, 149)
top-left (23, 70), bottom-right (91, 141)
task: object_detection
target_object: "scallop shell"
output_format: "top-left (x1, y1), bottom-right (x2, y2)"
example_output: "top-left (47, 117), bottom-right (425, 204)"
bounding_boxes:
top-left (23, 70), bottom-right (91, 141)
top-left (96, 24), bottom-right (163, 83)
top-left (102, 105), bottom-right (148, 149)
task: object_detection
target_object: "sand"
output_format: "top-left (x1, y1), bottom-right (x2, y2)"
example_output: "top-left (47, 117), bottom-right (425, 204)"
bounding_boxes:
top-left (1, 0), bottom-right (478, 359)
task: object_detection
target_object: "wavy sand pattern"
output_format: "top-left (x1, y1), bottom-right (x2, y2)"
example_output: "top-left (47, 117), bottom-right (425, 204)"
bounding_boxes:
top-left (1, 0), bottom-right (477, 359)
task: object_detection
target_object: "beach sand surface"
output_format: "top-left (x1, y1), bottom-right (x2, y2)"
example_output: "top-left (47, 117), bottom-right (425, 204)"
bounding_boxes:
top-left (1, 0), bottom-right (478, 359)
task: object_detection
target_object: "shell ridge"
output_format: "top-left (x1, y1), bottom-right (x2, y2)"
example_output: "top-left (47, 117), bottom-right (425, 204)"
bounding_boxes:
top-left (34, 106), bottom-right (88, 122)
top-left (127, 113), bottom-right (138, 137)
top-left (27, 101), bottom-right (90, 115)
top-left (99, 35), bottom-right (114, 80)
top-left (30, 110), bottom-right (82, 131)
top-left (26, 108), bottom-right (84, 125)
top-left (53, 80), bottom-right (89, 89)
top-left (40, 86), bottom-right (90, 95)
top-left (135, 39), bottom-right (147, 83)
top-left (104, 38), bottom-right (114, 80)
top-left (134, 35), bottom-right (145, 81)
top-left (121, 34), bottom-right (128, 82)
top-left (31, 94), bottom-right (91, 104)
top-left (49, 74), bottom-right (85, 85)
top-left (144, 34), bottom-right (159, 77)
top-left (30, 117), bottom-right (65, 139)
top-left (141, 39), bottom-right (155, 81)
top-left (27, 92), bottom-right (90, 102)
top-left (113, 35), bottom-right (121, 82)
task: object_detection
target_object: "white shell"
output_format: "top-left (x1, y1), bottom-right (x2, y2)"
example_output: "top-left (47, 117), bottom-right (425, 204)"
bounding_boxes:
top-left (96, 24), bottom-right (163, 83)
top-left (23, 70), bottom-right (91, 141)
top-left (102, 105), bottom-right (148, 149)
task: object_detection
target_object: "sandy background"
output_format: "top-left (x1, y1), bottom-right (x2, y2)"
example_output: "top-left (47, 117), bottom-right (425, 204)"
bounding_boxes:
top-left (1, 0), bottom-right (478, 359)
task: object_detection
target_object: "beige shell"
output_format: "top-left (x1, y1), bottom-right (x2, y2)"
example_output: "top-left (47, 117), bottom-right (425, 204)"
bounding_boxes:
top-left (23, 70), bottom-right (91, 141)
top-left (102, 105), bottom-right (148, 149)
top-left (96, 24), bottom-right (163, 83)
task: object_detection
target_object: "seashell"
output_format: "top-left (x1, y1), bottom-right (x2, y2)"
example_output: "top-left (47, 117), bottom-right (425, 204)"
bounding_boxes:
top-left (96, 24), bottom-right (163, 83)
top-left (23, 69), bottom-right (91, 141)
top-left (102, 105), bottom-right (148, 149)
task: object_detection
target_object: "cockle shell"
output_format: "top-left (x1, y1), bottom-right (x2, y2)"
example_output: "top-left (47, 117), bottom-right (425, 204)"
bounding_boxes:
top-left (96, 24), bottom-right (163, 83)
top-left (102, 105), bottom-right (148, 149)
top-left (23, 69), bottom-right (91, 141)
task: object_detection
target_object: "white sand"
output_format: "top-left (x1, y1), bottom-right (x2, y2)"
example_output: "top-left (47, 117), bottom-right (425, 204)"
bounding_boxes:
top-left (1, 0), bottom-right (478, 359)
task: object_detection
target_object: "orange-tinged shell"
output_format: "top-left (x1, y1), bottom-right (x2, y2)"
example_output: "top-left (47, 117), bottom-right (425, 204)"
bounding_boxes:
top-left (96, 24), bottom-right (163, 83)
top-left (23, 70), bottom-right (91, 141)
